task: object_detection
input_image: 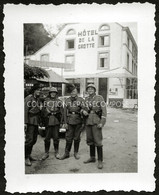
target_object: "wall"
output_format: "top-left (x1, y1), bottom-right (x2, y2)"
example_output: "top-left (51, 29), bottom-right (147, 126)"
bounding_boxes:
top-left (30, 23), bottom-right (123, 76)
top-left (29, 23), bottom-right (137, 101)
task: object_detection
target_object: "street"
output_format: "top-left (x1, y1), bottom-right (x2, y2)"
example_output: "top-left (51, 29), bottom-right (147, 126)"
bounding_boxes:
top-left (25, 107), bottom-right (137, 174)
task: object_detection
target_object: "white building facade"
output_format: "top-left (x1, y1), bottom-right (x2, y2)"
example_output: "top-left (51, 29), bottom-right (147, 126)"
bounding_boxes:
top-left (29, 23), bottom-right (138, 108)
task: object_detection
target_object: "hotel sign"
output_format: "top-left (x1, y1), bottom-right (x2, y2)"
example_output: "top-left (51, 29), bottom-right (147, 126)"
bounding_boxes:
top-left (77, 29), bottom-right (98, 49)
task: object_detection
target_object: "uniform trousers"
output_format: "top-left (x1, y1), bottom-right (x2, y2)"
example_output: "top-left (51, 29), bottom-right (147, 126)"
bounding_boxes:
top-left (44, 125), bottom-right (60, 145)
top-left (66, 124), bottom-right (82, 144)
top-left (25, 124), bottom-right (38, 158)
top-left (86, 125), bottom-right (103, 147)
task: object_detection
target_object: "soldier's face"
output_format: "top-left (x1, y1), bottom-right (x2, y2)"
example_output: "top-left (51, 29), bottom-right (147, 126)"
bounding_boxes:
top-left (87, 87), bottom-right (95, 95)
top-left (34, 90), bottom-right (40, 98)
top-left (50, 92), bottom-right (56, 98)
top-left (71, 89), bottom-right (78, 97)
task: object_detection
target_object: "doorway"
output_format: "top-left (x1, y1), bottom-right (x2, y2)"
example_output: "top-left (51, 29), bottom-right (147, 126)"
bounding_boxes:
top-left (98, 78), bottom-right (107, 102)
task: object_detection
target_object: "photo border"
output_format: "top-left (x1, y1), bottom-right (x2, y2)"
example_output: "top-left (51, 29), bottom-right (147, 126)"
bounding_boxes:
top-left (0, 0), bottom-right (158, 194)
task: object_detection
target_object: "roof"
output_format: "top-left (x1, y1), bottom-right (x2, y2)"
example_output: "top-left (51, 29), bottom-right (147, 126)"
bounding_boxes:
top-left (37, 70), bottom-right (69, 83)
top-left (31, 23), bottom-right (137, 56)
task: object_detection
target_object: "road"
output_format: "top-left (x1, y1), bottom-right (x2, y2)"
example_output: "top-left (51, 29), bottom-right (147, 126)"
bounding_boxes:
top-left (25, 107), bottom-right (137, 174)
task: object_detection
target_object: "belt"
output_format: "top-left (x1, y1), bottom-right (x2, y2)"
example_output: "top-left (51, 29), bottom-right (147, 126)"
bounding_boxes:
top-left (49, 112), bottom-right (59, 115)
top-left (89, 110), bottom-right (95, 114)
top-left (69, 111), bottom-right (80, 115)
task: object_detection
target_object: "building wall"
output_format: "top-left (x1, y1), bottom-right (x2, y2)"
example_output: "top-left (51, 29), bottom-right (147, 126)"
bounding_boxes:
top-left (29, 23), bottom-right (137, 105)
top-left (31, 23), bottom-right (124, 75)
top-left (122, 30), bottom-right (138, 76)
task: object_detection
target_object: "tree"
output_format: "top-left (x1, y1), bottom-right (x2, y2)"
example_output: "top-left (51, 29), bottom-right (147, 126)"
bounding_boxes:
top-left (24, 23), bottom-right (52, 56)
top-left (24, 64), bottom-right (49, 80)
top-left (43, 23), bottom-right (66, 38)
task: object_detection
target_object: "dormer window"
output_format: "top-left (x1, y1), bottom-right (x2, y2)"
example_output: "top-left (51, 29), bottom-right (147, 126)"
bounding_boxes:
top-left (99, 24), bottom-right (110, 31)
top-left (40, 54), bottom-right (49, 62)
top-left (66, 29), bottom-right (76, 35)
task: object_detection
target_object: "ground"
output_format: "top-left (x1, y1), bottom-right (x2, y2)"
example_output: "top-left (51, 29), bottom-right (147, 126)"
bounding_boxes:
top-left (25, 107), bottom-right (137, 174)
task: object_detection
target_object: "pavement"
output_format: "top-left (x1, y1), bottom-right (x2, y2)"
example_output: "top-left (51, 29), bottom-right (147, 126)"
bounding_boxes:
top-left (25, 107), bottom-right (137, 174)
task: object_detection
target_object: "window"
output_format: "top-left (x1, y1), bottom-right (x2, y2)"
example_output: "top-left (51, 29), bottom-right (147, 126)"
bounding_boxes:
top-left (132, 45), bottom-right (135, 57)
top-left (65, 55), bottom-right (75, 71)
top-left (126, 78), bottom-right (138, 99)
top-left (135, 50), bottom-right (138, 62)
top-left (40, 54), bottom-right (49, 62)
top-left (127, 53), bottom-right (129, 70)
top-left (127, 36), bottom-right (130, 48)
top-left (66, 39), bottom-right (75, 50)
top-left (132, 60), bottom-right (134, 74)
top-left (135, 64), bottom-right (137, 76)
top-left (98, 52), bottom-right (109, 69)
top-left (66, 29), bottom-right (76, 35)
top-left (99, 34), bottom-right (110, 47)
top-left (99, 24), bottom-right (110, 31)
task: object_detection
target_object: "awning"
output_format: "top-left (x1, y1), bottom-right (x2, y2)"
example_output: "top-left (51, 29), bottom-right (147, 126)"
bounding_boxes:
top-left (37, 70), bottom-right (69, 84)
top-left (64, 73), bottom-right (137, 79)
top-left (64, 67), bottom-right (137, 79)
top-left (28, 60), bottom-right (72, 69)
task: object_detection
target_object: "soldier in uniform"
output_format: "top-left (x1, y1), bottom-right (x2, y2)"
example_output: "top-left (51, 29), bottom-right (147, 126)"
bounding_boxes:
top-left (25, 85), bottom-right (41, 166)
top-left (41, 87), bottom-right (63, 160)
top-left (60, 86), bottom-right (85, 160)
top-left (83, 84), bottom-right (107, 169)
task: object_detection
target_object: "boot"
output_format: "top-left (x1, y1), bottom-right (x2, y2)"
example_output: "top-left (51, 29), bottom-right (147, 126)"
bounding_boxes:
top-left (29, 156), bottom-right (38, 161)
top-left (41, 141), bottom-right (50, 160)
top-left (84, 145), bottom-right (96, 163)
top-left (54, 143), bottom-right (60, 159)
top-left (97, 146), bottom-right (103, 169)
top-left (25, 157), bottom-right (32, 166)
top-left (60, 142), bottom-right (72, 160)
top-left (74, 142), bottom-right (80, 160)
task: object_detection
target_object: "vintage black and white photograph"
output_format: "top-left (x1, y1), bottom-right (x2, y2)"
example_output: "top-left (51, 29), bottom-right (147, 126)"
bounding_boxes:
top-left (4, 3), bottom-right (155, 192)
top-left (24, 22), bottom-right (138, 174)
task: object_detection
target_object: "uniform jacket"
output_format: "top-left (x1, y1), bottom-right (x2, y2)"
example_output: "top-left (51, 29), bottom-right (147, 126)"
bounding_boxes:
top-left (43, 97), bottom-right (63, 126)
top-left (85, 94), bottom-right (107, 126)
top-left (25, 95), bottom-right (41, 126)
top-left (64, 96), bottom-right (85, 125)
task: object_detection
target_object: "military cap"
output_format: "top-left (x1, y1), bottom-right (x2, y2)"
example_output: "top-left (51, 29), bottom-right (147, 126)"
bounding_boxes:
top-left (86, 83), bottom-right (96, 91)
top-left (49, 87), bottom-right (58, 93)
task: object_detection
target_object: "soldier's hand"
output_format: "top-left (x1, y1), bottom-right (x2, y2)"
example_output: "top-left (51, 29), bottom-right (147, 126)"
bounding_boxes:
top-left (97, 123), bottom-right (103, 128)
top-left (24, 124), bottom-right (27, 132)
top-left (80, 124), bottom-right (85, 131)
top-left (83, 110), bottom-right (89, 116)
top-left (64, 123), bottom-right (68, 130)
top-left (39, 123), bottom-right (43, 127)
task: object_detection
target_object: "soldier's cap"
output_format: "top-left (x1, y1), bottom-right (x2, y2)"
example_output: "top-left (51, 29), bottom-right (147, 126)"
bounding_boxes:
top-left (49, 87), bottom-right (58, 93)
top-left (86, 83), bottom-right (96, 91)
top-left (31, 83), bottom-right (41, 93)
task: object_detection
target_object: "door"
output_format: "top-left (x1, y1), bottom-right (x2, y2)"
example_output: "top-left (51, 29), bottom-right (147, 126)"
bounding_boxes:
top-left (98, 78), bottom-right (107, 102)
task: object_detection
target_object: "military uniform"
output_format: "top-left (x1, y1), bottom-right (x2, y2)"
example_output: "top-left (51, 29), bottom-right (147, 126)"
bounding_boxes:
top-left (41, 88), bottom-right (63, 160)
top-left (83, 84), bottom-right (107, 169)
top-left (25, 93), bottom-right (41, 165)
top-left (60, 95), bottom-right (85, 160)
